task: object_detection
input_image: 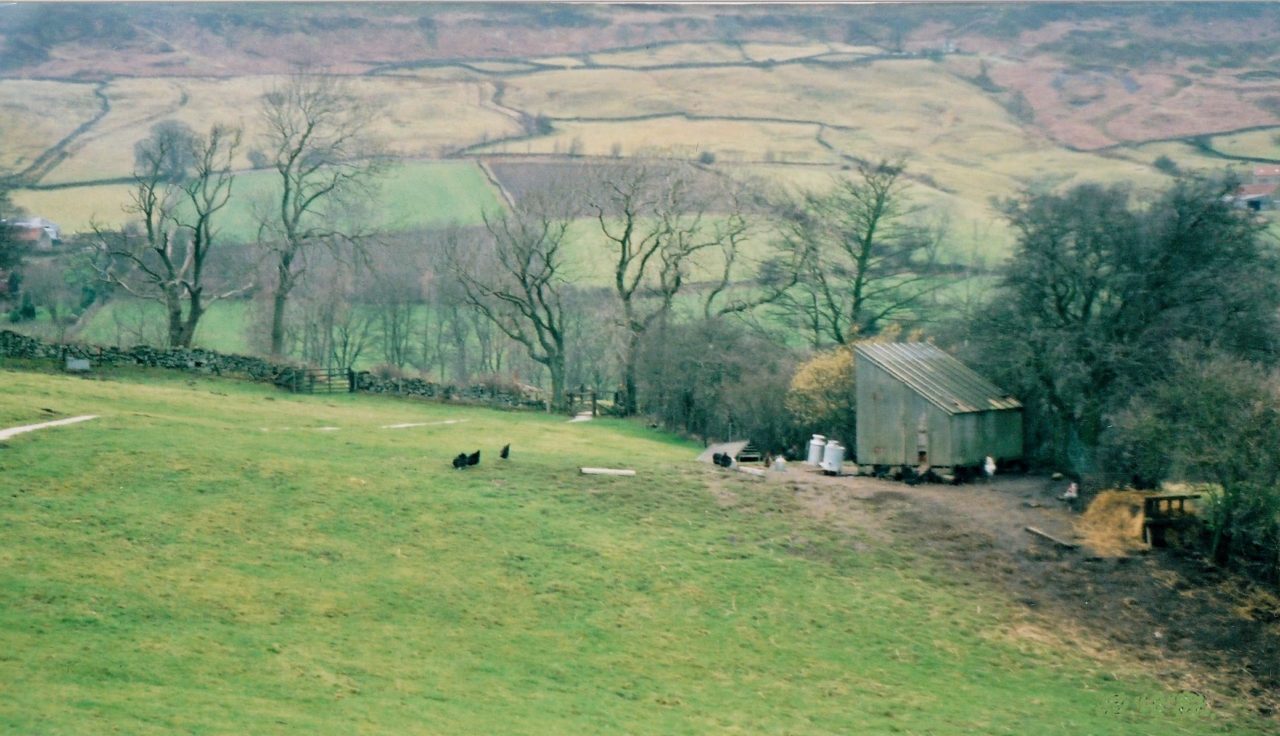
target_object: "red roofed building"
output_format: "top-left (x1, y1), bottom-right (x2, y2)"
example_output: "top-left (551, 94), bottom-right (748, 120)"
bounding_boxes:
top-left (1229, 182), bottom-right (1277, 211)
top-left (1255, 165), bottom-right (1280, 184)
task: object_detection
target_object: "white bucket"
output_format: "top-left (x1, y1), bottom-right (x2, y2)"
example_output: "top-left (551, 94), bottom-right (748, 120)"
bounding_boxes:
top-left (806, 434), bottom-right (826, 465)
top-left (820, 440), bottom-right (845, 475)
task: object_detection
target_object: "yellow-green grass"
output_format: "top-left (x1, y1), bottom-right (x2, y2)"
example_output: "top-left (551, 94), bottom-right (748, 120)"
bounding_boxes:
top-left (498, 60), bottom-right (1004, 126)
top-left (586, 42), bottom-right (746, 68)
top-left (10, 182), bottom-right (135, 233)
top-left (1205, 128), bottom-right (1280, 161)
top-left (474, 117), bottom-right (836, 164)
top-left (0, 367), bottom-right (1261, 734)
top-left (529, 56), bottom-right (588, 69)
top-left (77, 299), bottom-right (255, 355)
top-left (739, 42), bottom-right (836, 63)
top-left (0, 80), bottom-right (102, 173)
top-left (38, 77), bottom-right (195, 185)
top-left (12, 160), bottom-right (502, 237)
top-left (36, 76), bottom-right (517, 185)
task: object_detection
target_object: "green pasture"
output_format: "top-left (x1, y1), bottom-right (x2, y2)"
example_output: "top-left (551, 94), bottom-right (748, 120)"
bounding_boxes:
top-left (0, 367), bottom-right (1259, 734)
top-left (10, 160), bottom-right (503, 239)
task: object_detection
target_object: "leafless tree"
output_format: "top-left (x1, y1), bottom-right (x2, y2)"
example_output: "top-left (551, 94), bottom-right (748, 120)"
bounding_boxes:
top-left (771, 160), bottom-right (942, 347)
top-left (698, 180), bottom-right (801, 320)
top-left (257, 70), bottom-right (386, 357)
top-left (368, 260), bottom-right (421, 371)
top-left (586, 163), bottom-right (771, 415)
top-left (443, 197), bottom-right (576, 411)
top-left (293, 253), bottom-right (373, 368)
top-left (94, 122), bottom-right (246, 348)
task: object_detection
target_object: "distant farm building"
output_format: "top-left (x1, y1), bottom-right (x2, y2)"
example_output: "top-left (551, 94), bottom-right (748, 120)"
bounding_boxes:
top-left (4, 217), bottom-right (62, 251)
top-left (854, 342), bottom-right (1022, 473)
top-left (1229, 183), bottom-right (1277, 212)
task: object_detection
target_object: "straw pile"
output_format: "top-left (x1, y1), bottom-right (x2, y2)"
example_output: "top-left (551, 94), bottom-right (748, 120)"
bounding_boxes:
top-left (1075, 490), bottom-right (1149, 557)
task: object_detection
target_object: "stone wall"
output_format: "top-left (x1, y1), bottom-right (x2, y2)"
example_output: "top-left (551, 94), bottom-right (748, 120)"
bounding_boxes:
top-left (0, 329), bottom-right (547, 411)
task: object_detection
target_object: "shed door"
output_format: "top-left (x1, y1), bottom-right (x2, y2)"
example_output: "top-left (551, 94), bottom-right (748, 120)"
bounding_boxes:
top-left (916, 414), bottom-right (928, 464)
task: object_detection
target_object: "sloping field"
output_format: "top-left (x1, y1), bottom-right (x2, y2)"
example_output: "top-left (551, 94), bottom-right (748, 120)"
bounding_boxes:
top-left (12, 160), bottom-right (502, 237)
top-left (1206, 128), bottom-right (1280, 161)
top-left (0, 80), bottom-right (102, 174)
top-left (0, 367), bottom-right (1263, 734)
top-left (35, 76), bottom-right (518, 185)
top-left (586, 41), bottom-right (747, 68)
top-left (474, 116), bottom-right (834, 164)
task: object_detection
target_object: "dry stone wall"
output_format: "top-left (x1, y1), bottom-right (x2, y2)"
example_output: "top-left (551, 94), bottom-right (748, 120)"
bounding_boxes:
top-left (0, 330), bottom-right (545, 411)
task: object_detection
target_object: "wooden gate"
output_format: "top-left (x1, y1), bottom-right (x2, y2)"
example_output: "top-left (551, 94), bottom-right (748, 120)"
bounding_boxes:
top-left (280, 368), bottom-right (354, 395)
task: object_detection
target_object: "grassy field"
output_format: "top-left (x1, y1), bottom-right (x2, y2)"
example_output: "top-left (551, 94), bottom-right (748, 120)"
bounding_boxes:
top-left (0, 79), bottom-right (102, 173)
top-left (586, 42), bottom-right (748, 68)
top-left (1204, 128), bottom-right (1280, 161)
top-left (473, 116), bottom-right (836, 164)
top-left (12, 160), bottom-right (503, 238)
top-left (0, 366), bottom-right (1262, 734)
top-left (76, 299), bottom-right (256, 355)
top-left (4, 48), bottom-right (1250, 257)
top-left (28, 75), bottom-right (517, 186)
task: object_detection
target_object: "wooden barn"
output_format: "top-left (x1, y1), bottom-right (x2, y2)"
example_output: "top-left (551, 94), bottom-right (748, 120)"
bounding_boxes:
top-left (854, 342), bottom-right (1022, 473)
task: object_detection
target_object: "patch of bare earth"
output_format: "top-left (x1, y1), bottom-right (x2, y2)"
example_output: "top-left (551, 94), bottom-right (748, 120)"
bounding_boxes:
top-left (746, 466), bottom-right (1279, 720)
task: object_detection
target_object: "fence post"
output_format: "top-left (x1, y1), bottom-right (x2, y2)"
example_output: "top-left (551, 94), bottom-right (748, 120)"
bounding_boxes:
top-left (347, 368), bottom-right (356, 393)
top-left (591, 390), bottom-right (598, 417)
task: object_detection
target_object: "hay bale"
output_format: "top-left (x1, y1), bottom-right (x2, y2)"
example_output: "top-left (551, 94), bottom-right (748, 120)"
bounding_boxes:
top-left (1075, 490), bottom-right (1148, 557)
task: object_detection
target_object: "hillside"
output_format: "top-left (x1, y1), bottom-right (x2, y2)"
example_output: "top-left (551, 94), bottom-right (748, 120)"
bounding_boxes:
top-left (1, 3), bottom-right (1277, 260)
top-left (0, 364), bottom-right (1271, 733)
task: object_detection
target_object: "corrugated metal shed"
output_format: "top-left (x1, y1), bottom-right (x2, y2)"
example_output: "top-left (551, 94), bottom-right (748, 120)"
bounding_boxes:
top-left (854, 343), bottom-right (1021, 415)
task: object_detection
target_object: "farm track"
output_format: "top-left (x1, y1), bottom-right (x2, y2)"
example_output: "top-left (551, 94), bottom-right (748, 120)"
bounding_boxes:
top-left (8, 81), bottom-right (110, 186)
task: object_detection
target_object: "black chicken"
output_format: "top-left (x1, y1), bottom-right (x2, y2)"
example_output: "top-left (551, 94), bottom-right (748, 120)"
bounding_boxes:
top-left (452, 453), bottom-right (469, 469)
top-left (500, 444), bottom-right (510, 460)
top-left (467, 450), bottom-right (481, 466)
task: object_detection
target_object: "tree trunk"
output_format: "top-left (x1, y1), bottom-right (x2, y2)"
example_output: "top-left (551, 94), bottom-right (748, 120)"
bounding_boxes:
top-left (270, 286), bottom-right (289, 358)
top-left (548, 354), bottom-right (567, 413)
top-left (620, 332), bottom-right (640, 416)
top-left (175, 295), bottom-right (204, 349)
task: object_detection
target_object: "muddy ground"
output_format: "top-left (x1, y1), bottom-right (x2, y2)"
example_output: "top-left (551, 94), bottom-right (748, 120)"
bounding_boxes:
top-left (753, 466), bottom-right (1280, 720)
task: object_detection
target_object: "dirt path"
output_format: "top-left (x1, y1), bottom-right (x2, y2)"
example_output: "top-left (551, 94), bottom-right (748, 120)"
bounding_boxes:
top-left (770, 467), bottom-right (1280, 719)
top-left (0, 415), bottom-right (98, 441)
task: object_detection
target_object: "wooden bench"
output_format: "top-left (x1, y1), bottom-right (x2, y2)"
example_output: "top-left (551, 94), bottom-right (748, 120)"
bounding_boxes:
top-left (1142, 493), bottom-right (1200, 547)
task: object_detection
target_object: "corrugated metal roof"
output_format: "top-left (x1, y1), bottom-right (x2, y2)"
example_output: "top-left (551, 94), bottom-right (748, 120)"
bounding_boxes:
top-left (854, 342), bottom-right (1022, 415)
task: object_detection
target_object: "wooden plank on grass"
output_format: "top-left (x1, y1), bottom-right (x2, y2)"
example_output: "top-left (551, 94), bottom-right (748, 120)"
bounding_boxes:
top-left (1025, 526), bottom-right (1079, 550)
top-left (580, 467), bottom-right (636, 476)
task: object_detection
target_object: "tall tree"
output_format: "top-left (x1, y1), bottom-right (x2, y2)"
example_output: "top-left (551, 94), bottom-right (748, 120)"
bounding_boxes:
top-left (1106, 346), bottom-right (1280, 574)
top-left (587, 163), bottom-right (752, 416)
top-left (0, 178), bottom-right (24, 291)
top-left (964, 176), bottom-right (1280, 471)
top-left (444, 197), bottom-right (576, 411)
top-left (771, 160), bottom-right (942, 347)
top-left (95, 122), bottom-right (245, 348)
top-left (258, 71), bottom-right (385, 357)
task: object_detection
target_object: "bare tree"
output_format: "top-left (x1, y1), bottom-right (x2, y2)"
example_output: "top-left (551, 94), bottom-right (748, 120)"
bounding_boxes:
top-left (294, 253), bottom-right (373, 369)
top-left (94, 122), bottom-right (246, 348)
top-left (772, 160), bottom-right (942, 347)
top-left (699, 181), bottom-right (801, 320)
top-left (443, 198), bottom-right (575, 411)
top-left (368, 262), bottom-right (421, 370)
top-left (587, 163), bottom-right (756, 415)
top-left (257, 70), bottom-right (385, 357)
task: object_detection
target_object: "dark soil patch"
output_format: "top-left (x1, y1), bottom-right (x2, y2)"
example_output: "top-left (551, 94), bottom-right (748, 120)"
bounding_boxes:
top-left (783, 468), bottom-right (1280, 720)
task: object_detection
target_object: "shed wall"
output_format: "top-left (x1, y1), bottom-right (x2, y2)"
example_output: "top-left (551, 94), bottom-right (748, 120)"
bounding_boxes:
top-left (856, 358), bottom-right (1024, 467)
top-left (949, 409), bottom-right (1023, 466)
top-left (856, 360), bottom-right (953, 465)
